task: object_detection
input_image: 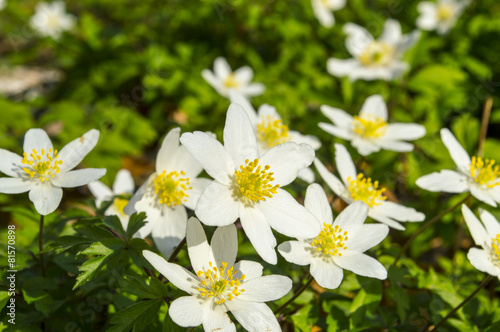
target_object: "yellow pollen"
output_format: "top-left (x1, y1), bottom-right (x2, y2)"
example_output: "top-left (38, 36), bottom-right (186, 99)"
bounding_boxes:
top-left (153, 170), bottom-right (192, 207)
top-left (113, 198), bottom-right (129, 215)
top-left (311, 223), bottom-right (349, 257)
top-left (224, 73), bottom-right (239, 89)
top-left (196, 261), bottom-right (245, 305)
top-left (234, 159), bottom-right (279, 203)
top-left (21, 147), bottom-right (62, 182)
top-left (492, 235), bottom-right (500, 260)
top-left (469, 156), bottom-right (500, 188)
top-left (347, 173), bottom-right (386, 207)
top-left (359, 41), bottom-right (395, 67)
top-left (437, 4), bottom-right (453, 21)
top-left (257, 115), bottom-right (291, 148)
top-left (352, 115), bottom-right (387, 138)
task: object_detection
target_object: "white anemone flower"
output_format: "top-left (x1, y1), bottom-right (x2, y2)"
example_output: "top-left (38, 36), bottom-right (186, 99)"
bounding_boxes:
top-left (202, 57), bottom-right (265, 98)
top-left (315, 144), bottom-right (425, 230)
top-left (311, 0), bottom-right (346, 28)
top-left (0, 0), bottom-right (6, 11)
top-left (143, 217), bottom-right (292, 331)
top-left (417, 0), bottom-right (469, 35)
top-left (462, 205), bottom-right (500, 280)
top-left (416, 129), bottom-right (500, 207)
top-left (229, 89), bottom-right (321, 183)
top-left (29, 1), bottom-right (76, 40)
top-left (88, 169), bottom-right (136, 231)
top-left (124, 128), bottom-right (211, 257)
top-left (279, 185), bottom-right (388, 289)
top-left (327, 19), bottom-right (420, 81)
top-left (0, 128), bottom-right (105, 215)
top-left (319, 95), bottom-right (426, 156)
top-left (180, 104), bottom-right (321, 264)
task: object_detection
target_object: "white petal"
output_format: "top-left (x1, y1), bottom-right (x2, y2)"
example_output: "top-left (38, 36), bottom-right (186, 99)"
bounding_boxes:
top-left (142, 250), bottom-right (198, 294)
top-left (334, 143), bottom-right (357, 186)
top-left (367, 211), bottom-right (406, 230)
top-left (58, 129), bottom-right (100, 172)
top-left (257, 104), bottom-right (280, 119)
top-left (112, 169), bottom-right (134, 195)
top-left (462, 205), bottom-right (490, 247)
top-left (416, 170), bottom-right (468, 193)
top-left (29, 182), bottom-right (63, 215)
top-left (318, 123), bottom-right (354, 140)
top-left (479, 209), bottom-right (500, 239)
top-left (343, 23), bottom-right (374, 57)
top-left (186, 217), bottom-right (210, 272)
top-left (0, 149), bottom-right (23, 177)
top-left (320, 105), bottom-right (353, 128)
top-left (123, 174), bottom-right (151, 216)
top-left (224, 103), bottom-right (259, 167)
top-left (202, 69), bottom-right (226, 96)
top-left (214, 57), bottom-right (232, 79)
top-left (233, 66), bottom-right (254, 84)
top-left (359, 95), bottom-right (388, 121)
top-left (384, 124), bottom-right (426, 141)
top-left (228, 299), bottom-right (281, 332)
top-left (203, 307), bottom-right (236, 332)
top-left (211, 224), bottom-right (238, 267)
top-left (134, 188), bottom-right (161, 237)
top-left (305, 183), bottom-right (333, 225)
top-left (183, 177), bottom-right (211, 211)
top-left (312, 0), bottom-right (335, 28)
top-left (297, 167), bottom-right (315, 184)
top-left (440, 128), bottom-right (471, 173)
top-left (347, 224), bottom-right (389, 253)
top-left (467, 248), bottom-right (498, 276)
top-left (327, 58), bottom-right (360, 77)
top-left (0, 177), bottom-right (34, 194)
top-left (376, 140), bottom-right (414, 152)
top-left (234, 260), bottom-right (263, 280)
top-left (470, 185), bottom-right (497, 207)
top-left (228, 89), bottom-right (259, 125)
top-left (379, 19), bottom-right (402, 45)
top-left (169, 296), bottom-right (204, 327)
top-left (195, 182), bottom-right (239, 226)
top-left (289, 131), bottom-right (321, 151)
top-left (351, 138), bottom-right (381, 156)
top-left (239, 275), bottom-right (292, 302)
top-left (314, 158), bottom-right (346, 197)
top-left (257, 188), bottom-right (321, 238)
top-left (278, 241), bottom-right (313, 265)
top-left (310, 257), bottom-right (344, 289)
top-left (238, 83), bottom-right (265, 97)
top-left (156, 128), bottom-right (181, 173)
top-left (87, 180), bottom-right (113, 205)
top-left (180, 131), bottom-right (234, 185)
top-left (239, 205), bottom-right (277, 264)
top-left (370, 201), bottom-right (425, 223)
top-left (23, 129), bottom-right (53, 157)
top-left (416, 10), bottom-right (438, 31)
top-left (152, 205), bottom-right (188, 258)
top-left (52, 168), bottom-right (106, 188)
top-left (396, 30), bottom-right (421, 55)
top-left (334, 251), bottom-right (387, 279)
top-left (333, 201), bottom-right (369, 233)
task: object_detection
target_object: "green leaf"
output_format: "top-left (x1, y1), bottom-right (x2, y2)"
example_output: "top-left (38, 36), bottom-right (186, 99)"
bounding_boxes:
top-left (127, 212), bottom-right (147, 239)
top-left (118, 275), bottom-right (169, 299)
top-left (22, 277), bottom-right (57, 317)
top-left (128, 238), bottom-right (154, 270)
top-left (108, 299), bottom-right (162, 332)
top-left (43, 235), bottom-right (92, 253)
top-left (104, 215), bottom-right (127, 240)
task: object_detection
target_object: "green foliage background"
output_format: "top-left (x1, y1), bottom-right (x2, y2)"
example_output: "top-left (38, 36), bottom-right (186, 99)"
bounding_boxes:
top-left (1, 0), bottom-right (500, 331)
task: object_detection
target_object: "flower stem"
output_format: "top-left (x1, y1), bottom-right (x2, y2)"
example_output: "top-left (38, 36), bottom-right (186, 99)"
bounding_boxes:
top-left (39, 214), bottom-right (46, 277)
top-left (274, 274), bottom-right (314, 315)
top-left (426, 275), bottom-right (493, 331)
top-left (394, 194), bottom-right (470, 265)
top-left (168, 237), bottom-right (186, 263)
top-left (478, 97), bottom-right (493, 158)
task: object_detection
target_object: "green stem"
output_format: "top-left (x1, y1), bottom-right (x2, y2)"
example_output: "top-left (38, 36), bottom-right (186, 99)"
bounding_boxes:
top-left (168, 237), bottom-right (186, 263)
top-left (274, 274), bottom-right (314, 315)
top-left (39, 214), bottom-right (46, 277)
top-left (426, 275), bottom-right (493, 331)
top-left (394, 194), bottom-right (470, 265)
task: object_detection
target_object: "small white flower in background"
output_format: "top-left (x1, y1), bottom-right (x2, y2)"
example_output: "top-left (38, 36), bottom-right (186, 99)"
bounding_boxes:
top-left (279, 185), bottom-right (388, 289)
top-left (327, 19), bottom-right (420, 81)
top-left (124, 128), bottom-right (210, 258)
top-left (0, 128), bottom-right (105, 215)
top-left (144, 217), bottom-right (292, 331)
top-left (0, 0), bottom-right (6, 11)
top-left (29, 1), bottom-right (76, 40)
top-left (180, 103), bottom-right (320, 264)
top-left (462, 205), bottom-right (500, 279)
top-left (88, 169), bottom-right (136, 231)
top-left (417, 0), bottom-right (469, 35)
top-left (319, 95), bottom-right (426, 156)
top-left (315, 144), bottom-right (425, 230)
top-left (416, 128), bottom-right (500, 206)
top-left (311, 0), bottom-right (346, 28)
top-left (202, 57), bottom-right (265, 98)
top-left (229, 89), bottom-right (321, 183)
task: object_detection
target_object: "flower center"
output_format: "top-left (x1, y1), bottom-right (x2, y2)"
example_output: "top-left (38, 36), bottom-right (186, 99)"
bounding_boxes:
top-left (21, 148), bottom-right (63, 182)
top-left (358, 41), bottom-right (395, 67)
top-left (351, 115), bottom-right (387, 138)
top-left (492, 235), bottom-right (500, 260)
top-left (113, 198), bottom-right (129, 216)
top-left (469, 156), bottom-right (500, 188)
top-left (153, 170), bottom-right (191, 207)
top-left (47, 14), bottom-right (61, 29)
top-left (311, 223), bottom-right (349, 257)
top-left (437, 4), bottom-right (453, 21)
top-left (224, 73), bottom-right (239, 89)
top-left (196, 262), bottom-right (245, 305)
top-left (347, 173), bottom-right (386, 207)
top-left (234, 159), bottom-right (279, 203)
top-left (256, 115), bottom-right (291, 148)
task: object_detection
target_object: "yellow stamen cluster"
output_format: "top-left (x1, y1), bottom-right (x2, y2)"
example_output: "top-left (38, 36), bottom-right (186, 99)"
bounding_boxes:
top-left (234, 159), bottom-right (279, 203)
top-left (469, 156), bottom-right (500, 188)
top-left (437, 5), bottom-right (453, 21)
top-left (153, 170), bottom-right (191, 207)
top-left (492, 234), bottom-right (500, 260)
top-left (257, 115), bottom-right (291, 148)
top-left (196, 262), bottom-right (245, 305)
top-left (224, 73), bottom-right (239, 89)
top-left (311, 223), bottom-right (349, 257)
top-left (347, 173), bottom-right (386, 207)
top-left (359, 41), bottom-right (395, 67)
top-left (21, 148), bottom-right (63, 182)
top-left (113, 198), bottom-right (129, 215)
top-left (351, 115), bottom-right (388, 138)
